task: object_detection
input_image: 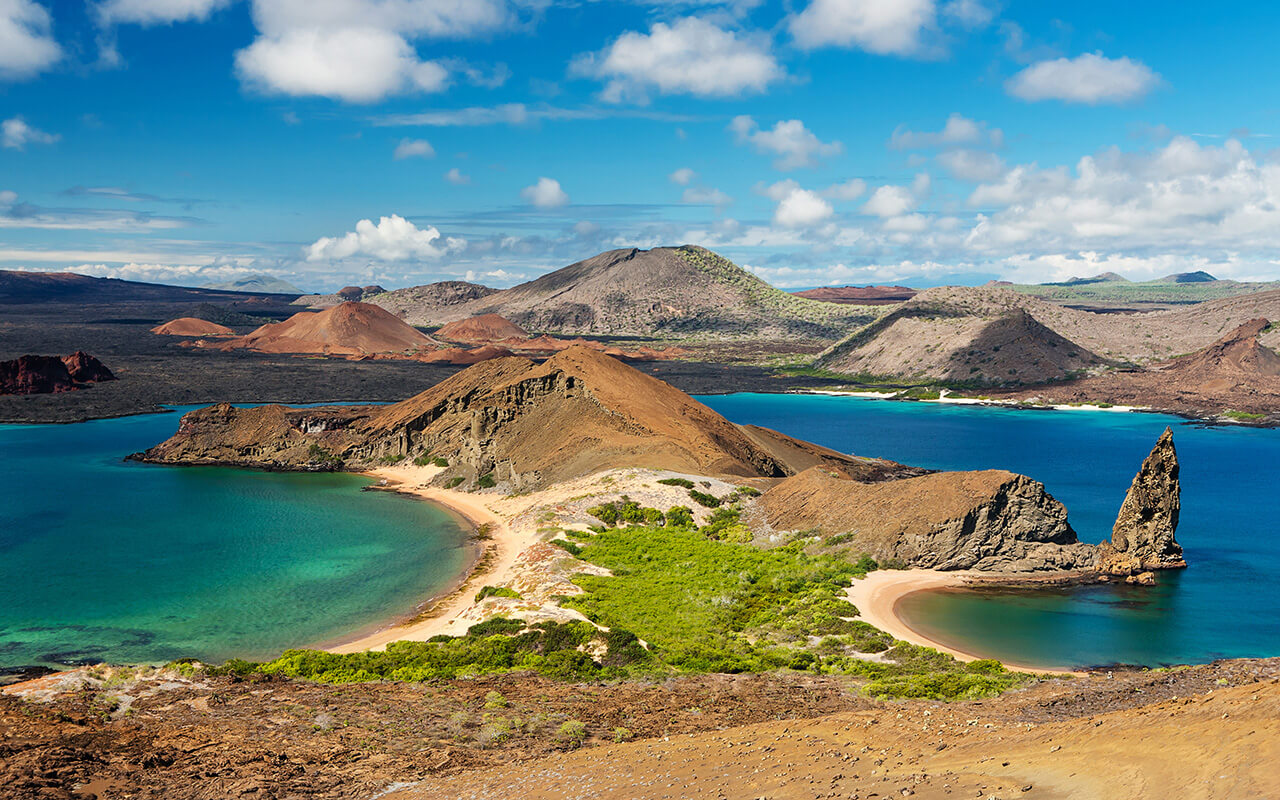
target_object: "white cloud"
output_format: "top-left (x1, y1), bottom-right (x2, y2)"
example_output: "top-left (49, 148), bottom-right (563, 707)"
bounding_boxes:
top-left (774, 187), bottom-right (833, 228)
top-left (822, 178), bottom-right (867, 200)
top-left (682, 187), bottom-right (733, 207)
top-left (97, 0), bottom-right (233, 25)
top-left (521, 176), bottom-right (569, 208)
top-left (0, 0), bottom-right (62, 79)
top-left (373, 103), bottom-right (703, 127)
top-left (940, 0), bottom-right (993, 29)
top-left (1006, 53), bottom-right (1160, 104)
top-left (571, 17), bottom-right (783, 103)
top-left (235, 27), bottom-right (449, 103)
top-left (0, 191), bottom-right (199, 231)
top-left (669, 167), bottom-right (696, 185)
top-left (937, 148), bottom-right (1005, 181)
top-left (730, 116), bottom-right (842, 170)
top-left (889, 113), bottom-right (1002, 150)
top-left (2, 116), bottom-right (58, 149)
top-left (789, 0), bottom-right (936, 56)
top-left (393, 137), bottom-right (434, 159)
top-left (862, 185), bottom-right (916, 217)
top-left (306, 214), bottom-right (465, 261)
top-left (233, 0), bottom-right (512, 103)
top-left (444, 167), bottom-right (470, 184)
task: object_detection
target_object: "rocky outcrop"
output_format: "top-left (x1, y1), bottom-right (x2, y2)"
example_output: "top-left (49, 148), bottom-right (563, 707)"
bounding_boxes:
top-left (759, 467), bottom-right (1097, 572)
top-left (1096, 427), bottom-right (1185, 575)
top-left (0, 352), bottom-right (115, 395)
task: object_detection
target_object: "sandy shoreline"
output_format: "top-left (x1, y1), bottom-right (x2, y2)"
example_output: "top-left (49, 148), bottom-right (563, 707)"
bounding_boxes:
top-left (326, 466), bottom-right (529, 653)
top-left (846, 569), bottom-right (1083, 676)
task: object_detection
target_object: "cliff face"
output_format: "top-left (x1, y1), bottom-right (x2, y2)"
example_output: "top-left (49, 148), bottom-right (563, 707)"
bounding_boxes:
top-left (759, 467), bottom-right (1097, 572)
top-left (1097, 427), bottom-right (1185, 575)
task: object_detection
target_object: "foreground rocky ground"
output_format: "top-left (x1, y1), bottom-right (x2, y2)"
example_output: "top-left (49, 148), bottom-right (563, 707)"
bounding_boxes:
top-left (3, 659), bottom-right (1276, 799)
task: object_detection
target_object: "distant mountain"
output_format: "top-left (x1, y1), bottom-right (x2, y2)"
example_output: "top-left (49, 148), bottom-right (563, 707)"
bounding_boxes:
top-left (203, 275), bottom-right (303, 295)
top-left (375, 246), bottom-right (875, 339)
top-left (791, 285), bottom-right (918, 305)
top-left (0, 270), bottom-right (289, 305)
top-left (1161, 271), bottom-right (1219, 284)
top-left (296, 280), bottom-right (495, 310)
top-left (1051, 272), bottom-right (1131, 286)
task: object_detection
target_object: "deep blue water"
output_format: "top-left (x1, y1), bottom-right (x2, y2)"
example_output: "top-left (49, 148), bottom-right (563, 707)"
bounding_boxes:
top-left (0, 408), bottom-right (470, 669)
top-left (696, 393), bottom-right (1280, 668)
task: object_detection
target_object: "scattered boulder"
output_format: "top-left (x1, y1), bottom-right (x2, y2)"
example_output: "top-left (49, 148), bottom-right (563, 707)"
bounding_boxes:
top-left (1097, 427), bottom-right (1186, 576)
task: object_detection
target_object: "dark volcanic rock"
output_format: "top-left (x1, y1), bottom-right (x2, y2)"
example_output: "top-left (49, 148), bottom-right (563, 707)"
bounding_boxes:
top-left (0, 352), bottom-right (116, 395)
top-left (0, 355), bottom-right (76, 394)
top-left (61, 351), bottom-right (115, 383)
top-left (1098, 427), bottom-right (1185, 574)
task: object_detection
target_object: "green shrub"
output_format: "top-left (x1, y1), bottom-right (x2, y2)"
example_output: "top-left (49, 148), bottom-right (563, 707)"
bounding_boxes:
top-left (657, 477), bottom-right (695, 488)
top-left (306, 443), bottom-right (342, 469)
top-left (612, 726), bottom-right (632, 743)
top-left (477, 472), bottom-right (497, 489)
top-left (445, 476), bottom-right (464, 489)
top-left (550, 539), bottom-right (582, 556)
top-left (432, 457), bottom-right (449, 468)
top-left (687, 489), bottom-right (721, 508)
top-left (483, 690), bottom-right (508, 709)
top-left (665, 506), bottom-right (694, 528)
top-left (557, 720), bottom-right (587, 747)
top-left (475, 585), bottom-right (521, 602)
top-left (412, 453), bottom-right (434, 467)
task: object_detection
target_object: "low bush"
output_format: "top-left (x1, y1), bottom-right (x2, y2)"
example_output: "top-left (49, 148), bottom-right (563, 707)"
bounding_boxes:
top-left (477, 472), bottom-right (497, 489)
top-left (687, 489), bottom-right (721, 508)
top-left (475, 586), bottom-right (521, 602)
top-left (657, 477), bottom-right (695, 488)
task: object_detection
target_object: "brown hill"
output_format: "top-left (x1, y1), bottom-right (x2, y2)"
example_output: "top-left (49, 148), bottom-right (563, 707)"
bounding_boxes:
top-left (792, 285), bottom-right (918, 305)
top-left (219, 302), bottom-right (435, 356)
top-left (758, 466), bottom-right (1095, 571)
top-left (1002, 318), bottom-right (1280, 416)
top-left (435, 314), bottom-right (529, 343)
top-left (373, 246), bottom-right (873, 339)
top-left (140, 346), bottom-right (915, 489)
top-left (817, 301), bottom-right (1106, 385)
top-left (151, 317), bottom-right (235, 336)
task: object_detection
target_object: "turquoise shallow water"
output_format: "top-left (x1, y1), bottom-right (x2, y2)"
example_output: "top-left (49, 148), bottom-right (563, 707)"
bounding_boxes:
top-left (0, 408), bottom-right (470, 669)
top-left (696, 393), bottom-right (1280, 668)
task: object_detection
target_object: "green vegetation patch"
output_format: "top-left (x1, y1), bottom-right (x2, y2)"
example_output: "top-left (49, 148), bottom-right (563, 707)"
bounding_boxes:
top-left (475, 585), bottom-right (521, 602)
top-left (1224, 410), bottom-right (1266, 421)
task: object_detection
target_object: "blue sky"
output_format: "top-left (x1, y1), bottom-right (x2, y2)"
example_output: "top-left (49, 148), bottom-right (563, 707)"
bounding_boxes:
top-left (3, 0), bottom-right (1280, 292)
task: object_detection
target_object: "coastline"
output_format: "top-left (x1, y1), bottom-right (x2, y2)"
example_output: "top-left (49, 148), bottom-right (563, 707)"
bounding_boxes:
top-left (325, 465), bottom-right (528, 653)
top-left (846, 569), bottom-right (1084, 676)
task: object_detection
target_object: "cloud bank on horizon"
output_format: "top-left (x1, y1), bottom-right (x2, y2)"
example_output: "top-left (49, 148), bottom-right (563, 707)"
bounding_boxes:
top-left (1, 0), bottom-right (1278, 292)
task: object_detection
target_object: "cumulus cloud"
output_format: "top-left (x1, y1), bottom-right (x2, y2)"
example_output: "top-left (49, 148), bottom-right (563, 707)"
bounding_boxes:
top-left (0, 0), bottom-right (62, 79)
top-left (889, 113), bottom-right (1002, 150)
top-left (822, 178), bottom-right (868, 201)
top-left (236, 27), bottom-right (449, 103)
top-left (96, 0), bottom-right (233, 25)
top-left (521, 177), bottom-right (569, 208)
top-left (1006, 53), bottom-right (1161, 104)
top-left (443, 167), bottom-right (470, 184)
top-left (233, 0), bottom-right (513, 102)
top-left (393, 137), bottom-right (434, 159)
top-left (730, 116), bottom-right (842, 170)
top-left (937, 148), bottom-right (1005, 181)
top-left (306, 214), bottom-right (465, 261)
top-left (669, 167), bottom-right (696, 185)
top-left (789, 0), bottom-right (936, 56)
top-left (571, 17), bottom-right (783, 103)
top-left (2, 116), bottom-right (58, 149)
top-left (861, 185), bottom-right (917, 218)
top-left (774, 187), bottom-right (833, 228)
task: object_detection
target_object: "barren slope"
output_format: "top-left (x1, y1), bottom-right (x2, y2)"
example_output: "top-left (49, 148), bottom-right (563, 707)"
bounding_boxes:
top-left (151, 317), bottom-right (234, 336)
top-left (435, 313), bottom-right (529, 343)
top-left (375, 246), bottom-right (874, 339)
top-left (219, 301), bottom-right (436, 356)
